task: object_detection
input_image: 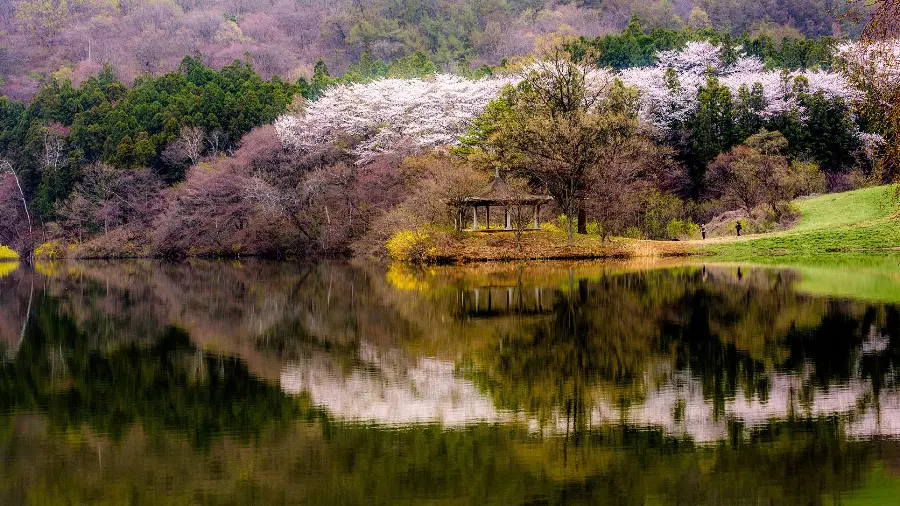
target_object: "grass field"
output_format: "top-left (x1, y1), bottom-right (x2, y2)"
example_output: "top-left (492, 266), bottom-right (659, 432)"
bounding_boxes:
top-left (698, 185), bottom-right (900, 262)
top-left (688, 185), bottom-right (900, 302)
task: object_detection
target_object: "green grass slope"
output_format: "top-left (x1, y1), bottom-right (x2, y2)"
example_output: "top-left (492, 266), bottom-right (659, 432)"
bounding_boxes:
top-left (791, 185), bottom-right (895, 231)
top-left (702, 185), bottom-right (900, 262)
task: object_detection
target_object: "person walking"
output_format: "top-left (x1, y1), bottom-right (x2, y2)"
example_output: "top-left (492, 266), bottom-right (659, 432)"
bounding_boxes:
top-left (700, 224), bottom-right (707, 240)
top-left (735, 221), bottom-right (742, 236)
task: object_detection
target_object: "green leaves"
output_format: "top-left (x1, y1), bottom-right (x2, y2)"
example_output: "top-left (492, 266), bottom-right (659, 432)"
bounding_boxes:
top-left (1, 58), bottom-right (300, 214)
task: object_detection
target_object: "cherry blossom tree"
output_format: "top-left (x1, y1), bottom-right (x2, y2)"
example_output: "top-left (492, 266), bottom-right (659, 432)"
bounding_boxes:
top-left (275, 73), bottom-right (519, 165)
top-left (618, 41), bottom-right (856, 131)
top-left (275, 41), bottom-right (855, 165)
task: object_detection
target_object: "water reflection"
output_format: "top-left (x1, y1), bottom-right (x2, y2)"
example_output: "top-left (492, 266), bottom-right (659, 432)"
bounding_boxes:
top-left (1, 259), bottom-right (900, 504)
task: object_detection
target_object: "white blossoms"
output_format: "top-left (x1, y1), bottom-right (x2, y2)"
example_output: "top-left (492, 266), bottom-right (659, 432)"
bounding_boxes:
top-left (276, 41), bottom-right (856, 163)
top-left (274, 74), bottom-right (516, 164)
top-left (617, 41), bottom-right (855, 130)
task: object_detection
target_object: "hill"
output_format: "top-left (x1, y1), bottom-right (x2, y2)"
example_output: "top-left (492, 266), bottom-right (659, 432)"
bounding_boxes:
top-left (699, 185), bottom-right (900, 261)
top-left (0, 0), bottom-right (863, 101)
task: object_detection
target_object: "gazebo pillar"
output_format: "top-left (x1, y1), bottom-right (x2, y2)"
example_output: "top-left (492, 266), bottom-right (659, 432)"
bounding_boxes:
top-left (533, 205), bottom-right (540, 229)
top-left (486, 205), bottom-right (490, 229)
top-left (473, 206), bottom-right (479, 230)
top-left (505, 207), bottom-right (511, 230)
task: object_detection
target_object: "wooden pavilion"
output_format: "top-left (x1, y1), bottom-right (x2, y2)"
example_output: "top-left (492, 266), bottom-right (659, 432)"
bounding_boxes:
top-left (457, 174), bottom-right (553, 232)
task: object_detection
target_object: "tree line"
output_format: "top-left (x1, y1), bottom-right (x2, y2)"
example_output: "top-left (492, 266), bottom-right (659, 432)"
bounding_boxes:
top-left (0, 56), bottom-right (296, 221)
top-left (0, 22), bottom-right (886, 257)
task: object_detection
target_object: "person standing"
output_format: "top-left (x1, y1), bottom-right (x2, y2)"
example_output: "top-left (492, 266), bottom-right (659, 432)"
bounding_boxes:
top-left (700, 224), bottom-right (707, 240)
top-left (735, 221), bottom-right (742, 236)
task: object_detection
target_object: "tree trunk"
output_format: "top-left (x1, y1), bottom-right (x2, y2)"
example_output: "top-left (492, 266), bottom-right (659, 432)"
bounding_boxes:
top-left (1, 161), bottom-right (33, 237)
top-left (566, 214), bottom-right (574, 246)
top-left (577, 204), bottom-right (587, 234)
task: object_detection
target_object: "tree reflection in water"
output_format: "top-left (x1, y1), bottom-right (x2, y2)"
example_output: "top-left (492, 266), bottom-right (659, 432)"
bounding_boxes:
top-left (0, 260), bottom-right (899, 504)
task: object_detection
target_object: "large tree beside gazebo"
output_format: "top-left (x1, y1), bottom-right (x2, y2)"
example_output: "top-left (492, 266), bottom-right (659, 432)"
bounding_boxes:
top-left (460, 43), bottom-right (641, 245)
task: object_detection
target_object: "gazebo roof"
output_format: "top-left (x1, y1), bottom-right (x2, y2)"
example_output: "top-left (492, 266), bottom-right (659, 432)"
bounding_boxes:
top-left (462, 176), bottom-right (553, 205)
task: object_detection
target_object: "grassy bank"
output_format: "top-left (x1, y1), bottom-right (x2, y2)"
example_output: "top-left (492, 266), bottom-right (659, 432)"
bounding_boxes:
top-left (408, 185), bottom-right (897, 263)
top-left (697, 185), bottom-right (900, 262)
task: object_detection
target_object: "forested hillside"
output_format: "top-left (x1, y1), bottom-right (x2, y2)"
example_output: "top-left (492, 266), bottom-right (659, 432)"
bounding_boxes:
top-left (0, 0), bottom-right (894, 261)
top-left (0, 0), bottom-right (864, 100)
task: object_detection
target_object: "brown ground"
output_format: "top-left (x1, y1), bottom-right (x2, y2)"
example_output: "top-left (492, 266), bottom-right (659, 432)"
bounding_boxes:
top-left (430, 230), bottom-right (698, 264)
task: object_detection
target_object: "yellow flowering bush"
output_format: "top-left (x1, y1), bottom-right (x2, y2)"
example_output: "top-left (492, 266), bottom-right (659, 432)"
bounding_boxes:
top-left (34, 240), bottom-right (64, 259)
top-left (386, 229), bottom-right (435, 263)
top-left (34, 261), bottom-right (59, 277)
top-left (541, 221), bottom-right (562, 233)
top-left (0, 244), bottom-right (18, 259)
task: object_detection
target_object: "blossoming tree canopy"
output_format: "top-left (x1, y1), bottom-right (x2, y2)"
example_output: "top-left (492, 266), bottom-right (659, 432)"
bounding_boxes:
top-left (617, 41), bottom-right (855, 130)
top-left (275, 41), bottom-right (856, 164)
top-left (274, 74), bottom-right (517, 164)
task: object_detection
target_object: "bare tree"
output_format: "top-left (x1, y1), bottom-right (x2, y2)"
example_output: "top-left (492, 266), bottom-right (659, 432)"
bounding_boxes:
top-left (58, 163), bottom-right (163, 237)
top-left (205, 128), bottom-right (228, 155)
top-left (588, 133), bottom-right (676, 240)
top-left (163, 125), bottom-right (205, 167)
top-left (706, 130), bottom-right (803, 218)
top-left (0, 160), bottom-right (33, 237)
top-left (41, 125), bottom-right (67, 175)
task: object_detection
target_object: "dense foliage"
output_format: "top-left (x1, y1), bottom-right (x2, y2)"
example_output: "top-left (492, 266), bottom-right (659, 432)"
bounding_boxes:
top-left (577, 16), bottom-right (841, 71)
top-left (0, 57), bottom-right (296, 220)
top-left (278, 40), bottom-right (869, 203)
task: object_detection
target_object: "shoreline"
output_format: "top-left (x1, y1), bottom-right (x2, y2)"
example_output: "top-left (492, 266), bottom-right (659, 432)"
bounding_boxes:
top-left (12, 236), bottom-right (900, 265)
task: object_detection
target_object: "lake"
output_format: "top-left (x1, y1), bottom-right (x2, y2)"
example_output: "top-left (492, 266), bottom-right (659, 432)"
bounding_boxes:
top-left (1, 258), bottom-right (900, 505)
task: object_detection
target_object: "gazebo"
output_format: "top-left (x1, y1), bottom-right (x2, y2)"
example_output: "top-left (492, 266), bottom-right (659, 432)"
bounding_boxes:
top-left (457, 174), bottom-right (553, 232)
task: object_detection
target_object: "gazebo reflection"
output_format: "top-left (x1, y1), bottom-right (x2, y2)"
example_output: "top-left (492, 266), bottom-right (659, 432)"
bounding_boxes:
top-left (454, 284), bottom-right (553, 318)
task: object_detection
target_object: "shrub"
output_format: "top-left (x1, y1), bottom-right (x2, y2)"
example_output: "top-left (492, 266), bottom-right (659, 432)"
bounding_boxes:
top-left (773, 202), bottom-right (801, 227)
top-left (34, 261), bottom-right (60, 277)
top-left (665, 219), bottom-right (699, 239)
top-left (386, 230), bottom-right (435, 263)
top-left (552, 215), bottom-right (601, 235)
top-left (555, 215), bottom-right (569, 232)
top-left (385, 263), bottom-right (430, 291)
top-left (789, 161), bottom-right (826, 197)
top-left (637, 189), bottom-right (690, 239)
top-left (623, 226), bottom-right (645, 239)
top-left (541, 221), bottom-right (562, 233)
top-left (0, 244), bottom-right (18, 259)
top-left (34, 240), bottom-right (64, 259)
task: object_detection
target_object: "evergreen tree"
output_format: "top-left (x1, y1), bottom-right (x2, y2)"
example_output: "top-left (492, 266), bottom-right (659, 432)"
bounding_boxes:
top-left (735, 83), bottom-right (765, 141)
top-left (689, 73), bottom-right (735, 189)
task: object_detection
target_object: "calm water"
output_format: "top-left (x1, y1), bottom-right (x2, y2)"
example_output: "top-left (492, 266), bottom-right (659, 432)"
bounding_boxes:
top-left (1, 259), bottom-right (900, 505)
